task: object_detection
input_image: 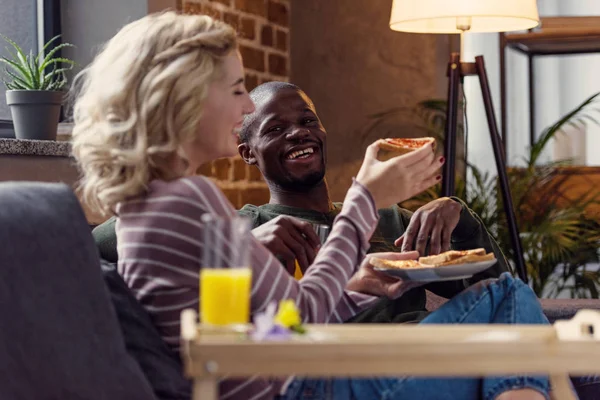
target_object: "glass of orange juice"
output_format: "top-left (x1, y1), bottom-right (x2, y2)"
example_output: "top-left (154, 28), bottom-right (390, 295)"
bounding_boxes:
top-left (200, 215), bottom-right (252, 326)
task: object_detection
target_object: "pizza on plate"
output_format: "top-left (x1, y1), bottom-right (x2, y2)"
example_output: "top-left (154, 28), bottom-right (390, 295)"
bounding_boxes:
top-left (377, 137), bottom-right (436, 161)
top-left (418, 248), bottom-right (494, 267)
top-left (371, 248), bottom-right (496, 270)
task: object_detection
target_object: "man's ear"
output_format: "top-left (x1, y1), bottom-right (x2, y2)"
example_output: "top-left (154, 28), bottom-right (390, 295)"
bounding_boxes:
top-left (238, 142), bottom-right (257, 165)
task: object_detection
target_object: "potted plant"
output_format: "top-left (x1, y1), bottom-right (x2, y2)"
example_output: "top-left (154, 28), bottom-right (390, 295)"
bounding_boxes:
top-left (0, 35), bottom-right (74, 140)
top-left (391, 93), bottom-right (600, 298)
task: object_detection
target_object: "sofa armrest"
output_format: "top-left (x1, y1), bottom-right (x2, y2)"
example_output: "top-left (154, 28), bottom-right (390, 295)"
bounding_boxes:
top-left (540, 299), bottom-right (600, 323)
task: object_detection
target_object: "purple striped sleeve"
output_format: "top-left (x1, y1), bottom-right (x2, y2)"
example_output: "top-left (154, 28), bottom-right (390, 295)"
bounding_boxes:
top-left (328, 290), bottom-right (380, 323)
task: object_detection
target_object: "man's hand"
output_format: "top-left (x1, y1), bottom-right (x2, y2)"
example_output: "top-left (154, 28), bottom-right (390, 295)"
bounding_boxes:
top-left (252, 215), bottom-right (321, 275)
top-left (346, 251), bottom-right (424, 299)
top-left (395, 197), bottom-right (462, 255)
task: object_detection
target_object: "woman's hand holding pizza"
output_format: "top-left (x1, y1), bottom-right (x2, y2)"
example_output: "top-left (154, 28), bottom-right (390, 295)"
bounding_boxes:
top-left (356, 138), bottom-right (444, 209)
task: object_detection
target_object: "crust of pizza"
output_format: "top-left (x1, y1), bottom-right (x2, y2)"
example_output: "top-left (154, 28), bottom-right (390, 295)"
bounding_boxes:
top-left (377, 137), bottom-right (436, 161)
top-left (418, 248), bottom-right (486, 266)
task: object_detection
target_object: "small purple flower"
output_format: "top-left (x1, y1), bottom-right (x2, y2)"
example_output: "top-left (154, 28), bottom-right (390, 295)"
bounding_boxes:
top-left (258, 325), bottom-right (293, 341)
top-left (250, 302), bottom-right (293, 341)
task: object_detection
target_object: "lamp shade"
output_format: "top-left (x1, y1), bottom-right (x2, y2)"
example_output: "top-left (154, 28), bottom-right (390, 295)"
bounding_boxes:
top-left (389, 0), bottom-right (539, 34)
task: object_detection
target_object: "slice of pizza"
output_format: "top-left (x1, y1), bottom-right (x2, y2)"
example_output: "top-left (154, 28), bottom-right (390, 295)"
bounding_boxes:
top-left (436, 252), bottom-right (496, 267)
top-left (377, 137), bottom-right (436, 161)
top-left (418, 248), bottom-right (486, 266)
top-left (370, 258), bottom-right (424, 270)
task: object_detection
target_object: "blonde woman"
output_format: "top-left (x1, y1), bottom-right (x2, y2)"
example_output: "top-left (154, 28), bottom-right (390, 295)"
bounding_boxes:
top-left (72, 12), bottom-right (551, 400)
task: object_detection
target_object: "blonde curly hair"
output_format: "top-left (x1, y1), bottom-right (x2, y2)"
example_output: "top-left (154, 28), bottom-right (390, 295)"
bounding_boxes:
top-left (71, 11), bottom-right (237, 215)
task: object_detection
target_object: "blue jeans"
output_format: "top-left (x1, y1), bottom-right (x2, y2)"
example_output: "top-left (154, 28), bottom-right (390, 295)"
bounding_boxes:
top-left (279, 273), bottom-right (553, 400)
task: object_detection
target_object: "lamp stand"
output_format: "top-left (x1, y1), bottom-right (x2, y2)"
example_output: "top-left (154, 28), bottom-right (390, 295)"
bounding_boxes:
top-left (441, 52), bottom-right (528, 283)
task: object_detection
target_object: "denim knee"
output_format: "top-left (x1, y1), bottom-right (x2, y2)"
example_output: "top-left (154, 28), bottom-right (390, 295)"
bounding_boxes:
top-left (476, 272), bottom-right (517, 293)
top-left (484, 376), bottom-right (550, 400)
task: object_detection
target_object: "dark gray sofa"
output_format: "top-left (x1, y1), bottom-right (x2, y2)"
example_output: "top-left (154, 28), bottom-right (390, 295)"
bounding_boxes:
top-left (0, 182), bottom-right (158, 399)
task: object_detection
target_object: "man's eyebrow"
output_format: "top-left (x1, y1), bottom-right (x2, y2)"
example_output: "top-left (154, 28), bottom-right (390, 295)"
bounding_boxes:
top-left (230, 77), bottom-right (244, 87)
top-left (257, 113), bottom-right (279, 133)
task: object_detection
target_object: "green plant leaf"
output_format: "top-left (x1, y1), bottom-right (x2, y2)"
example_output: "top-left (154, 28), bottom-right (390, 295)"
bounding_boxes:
top-left (0, 39), bottom-right (36, 87)
top-left (27, 49), bottom-right (40, 88)
top-left (5, 69), bottom-right (31, 89)
top-left (0, 33), bottom-right (74, 90)
top-left (6, 80), bottom-right (27, 90)
top-left (40, 46), bottom-right (75, 71)
top-left (529, 92), bottom-right (600, 166)
top-left (0, 57), bottom-right (32, 86)
top-left (35, 34), bottom-right (62, 64)
top-left (3, 49), bottom-right (33, 85)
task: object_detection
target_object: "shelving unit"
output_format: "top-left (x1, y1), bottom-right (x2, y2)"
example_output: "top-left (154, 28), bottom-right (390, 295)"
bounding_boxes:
top-left (500, 16), bottom-right (600, 151)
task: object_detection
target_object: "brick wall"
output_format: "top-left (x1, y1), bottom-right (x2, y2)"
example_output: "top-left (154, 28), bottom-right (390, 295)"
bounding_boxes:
top-left (183, 0), bottom-right (290, 208)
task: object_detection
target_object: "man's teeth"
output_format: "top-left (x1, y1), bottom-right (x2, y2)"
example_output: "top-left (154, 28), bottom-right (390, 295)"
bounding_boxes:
top-left (287, 148), bottom-right (314, 159)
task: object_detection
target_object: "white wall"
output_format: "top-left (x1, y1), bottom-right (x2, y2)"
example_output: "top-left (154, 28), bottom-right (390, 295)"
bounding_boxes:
top-left (61, 0), bottom-right (147, 77)
top-left (464, 0), bottom-right (600, 176)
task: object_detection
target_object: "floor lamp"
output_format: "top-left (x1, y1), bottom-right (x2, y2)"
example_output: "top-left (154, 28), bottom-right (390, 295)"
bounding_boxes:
top-left (389, 0), bottom-right (540, 283)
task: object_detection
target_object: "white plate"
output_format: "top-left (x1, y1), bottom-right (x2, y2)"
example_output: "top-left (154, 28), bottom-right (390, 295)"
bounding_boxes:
top-left (374, 259), bottom-right (498, 282)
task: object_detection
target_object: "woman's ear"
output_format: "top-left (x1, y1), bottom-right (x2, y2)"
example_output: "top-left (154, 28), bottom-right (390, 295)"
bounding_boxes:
top-left (238, 142), bottom-right (257, 165)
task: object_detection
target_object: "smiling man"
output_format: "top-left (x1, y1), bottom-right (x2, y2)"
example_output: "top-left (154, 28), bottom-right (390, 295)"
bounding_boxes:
top-left (237, 81), bottom-right (511, 321)
top-left (239, 85), bottom-right (329, 207)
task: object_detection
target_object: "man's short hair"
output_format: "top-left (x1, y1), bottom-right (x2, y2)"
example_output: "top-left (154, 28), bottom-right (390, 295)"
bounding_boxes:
top-left (239, 81), bottom-right (301, 144)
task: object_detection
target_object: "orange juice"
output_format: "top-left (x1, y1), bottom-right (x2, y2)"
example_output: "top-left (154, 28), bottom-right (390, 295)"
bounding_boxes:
top-left (200, 268), bottom-right (252, 325)
top-left (294, 260), bottom-right (303, 280)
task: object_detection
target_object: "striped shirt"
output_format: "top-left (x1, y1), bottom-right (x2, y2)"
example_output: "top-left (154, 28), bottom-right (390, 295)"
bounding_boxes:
top-left (116, 175), bottom-right (379, 399)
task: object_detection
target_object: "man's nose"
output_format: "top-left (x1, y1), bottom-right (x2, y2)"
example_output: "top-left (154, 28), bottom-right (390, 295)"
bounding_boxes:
top-left (286, 125), bottom-right (310, 141)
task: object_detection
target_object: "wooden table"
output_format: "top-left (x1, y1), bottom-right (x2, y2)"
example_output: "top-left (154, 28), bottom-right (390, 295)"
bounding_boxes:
top-left (180, 309), bottom-right (600, 400)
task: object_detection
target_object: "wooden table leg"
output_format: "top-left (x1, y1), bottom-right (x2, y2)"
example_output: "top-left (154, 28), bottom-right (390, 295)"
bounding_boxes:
top-left (193, 378), bottom-right (218, 400)
top-left (549, 374), bottom-right (577, 400)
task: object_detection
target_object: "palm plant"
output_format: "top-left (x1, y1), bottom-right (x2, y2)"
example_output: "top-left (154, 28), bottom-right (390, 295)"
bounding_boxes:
top-left (398, 92), bottom-right (600, 298)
